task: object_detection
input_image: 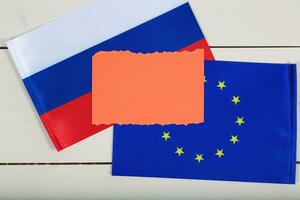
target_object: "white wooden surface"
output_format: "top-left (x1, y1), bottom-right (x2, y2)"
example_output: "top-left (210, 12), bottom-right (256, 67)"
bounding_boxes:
top-left (1, 0), bottom-right (300, 46)
top-left (0, 0), bottom-right (299, 199)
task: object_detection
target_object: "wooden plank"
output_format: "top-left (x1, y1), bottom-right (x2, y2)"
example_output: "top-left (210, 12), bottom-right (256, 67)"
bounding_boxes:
top-left (0, 165), bottom-right (299, 199)
top-left (0, 0), bottom-right (90, 46)
top-left (0, 48), bottom-right (299, 162)
top-left (213, 47), bottom-right (300, 63)
top-left (190, 0), bottom-right (300, 46)
top-left (1, 0), bottom-right (300, 46)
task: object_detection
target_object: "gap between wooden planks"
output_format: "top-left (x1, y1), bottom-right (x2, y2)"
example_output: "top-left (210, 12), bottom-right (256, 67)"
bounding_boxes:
top-left (0, 162), bottom-right (299, 166)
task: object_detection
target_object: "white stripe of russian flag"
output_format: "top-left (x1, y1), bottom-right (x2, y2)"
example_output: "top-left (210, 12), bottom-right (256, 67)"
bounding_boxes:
top-left (7, 0), bottom-right (188, 79)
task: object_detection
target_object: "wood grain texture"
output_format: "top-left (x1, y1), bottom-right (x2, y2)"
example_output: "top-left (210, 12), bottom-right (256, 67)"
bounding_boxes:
top-left (0, 0), bottom-right (299, 199)
top-left (190, 0), bottom-right (300, 46)
top-left (1, 0), bottom-right (300, 46)
top-left (0, 165), bottom-right (299, 200)
top-left (0, 0), bottom-right (91, 46)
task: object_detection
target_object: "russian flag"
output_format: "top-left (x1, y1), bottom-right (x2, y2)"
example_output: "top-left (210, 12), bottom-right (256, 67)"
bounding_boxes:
top-left (7, 0), bottom-right (214, 151)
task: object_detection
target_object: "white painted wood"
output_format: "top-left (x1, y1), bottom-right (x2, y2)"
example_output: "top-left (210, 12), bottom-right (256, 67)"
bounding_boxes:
top-left (0, 0), bottom-right (91, 46)
top-left (0, 48), bottom-right (299, 162)
top-left (0, 1), bottom-right (299, 199)
top-left (213, 48), bottom-right (300, 63)
top-left (190, 0), bottom-right (300, 46)
top-left (0, 165), bottom-right (299, 199)
top-left (1, 0), bottom-right (300, 46)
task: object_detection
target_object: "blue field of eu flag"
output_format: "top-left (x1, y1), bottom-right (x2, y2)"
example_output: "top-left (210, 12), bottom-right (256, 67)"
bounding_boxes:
top-left (112, 60), bottom-right (297, 184)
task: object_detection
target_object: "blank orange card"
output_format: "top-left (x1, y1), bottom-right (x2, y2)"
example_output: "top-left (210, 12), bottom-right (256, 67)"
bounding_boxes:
top-left (92, 50), bottom-right (204, 125)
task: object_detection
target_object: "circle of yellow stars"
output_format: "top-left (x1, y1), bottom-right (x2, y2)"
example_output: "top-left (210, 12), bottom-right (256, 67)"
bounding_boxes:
top-left (160, 75), bottom-right (245, 163)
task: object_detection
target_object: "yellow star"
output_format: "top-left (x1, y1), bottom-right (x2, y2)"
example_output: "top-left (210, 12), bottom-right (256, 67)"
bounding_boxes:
top-left (230, 135), bottom-right (239, 144)
top-left (235, 117), bottom-right (245, 126)
top-left (232, 96), bottom-right (240, 105)
top-left (175, 147), bottom-right (184, 156)
top-left (215, 149), bottom-right (224, 158)
top-left (195, 153), bottom-right (204, 163)
top-left (217, 81), bottom-right (226, 90)
top-left (204, 76), bottom-right (208, 83)
top-left (162, 132), bottom-right (171, 141)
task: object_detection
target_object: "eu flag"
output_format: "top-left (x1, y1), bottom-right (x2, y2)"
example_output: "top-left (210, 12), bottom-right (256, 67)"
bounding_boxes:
top-left (112, 61), bottom-right (297, 184)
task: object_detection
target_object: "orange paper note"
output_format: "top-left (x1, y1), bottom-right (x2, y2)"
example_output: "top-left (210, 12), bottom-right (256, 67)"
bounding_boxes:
top-left (92, 50), bottom-right (204, 125)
